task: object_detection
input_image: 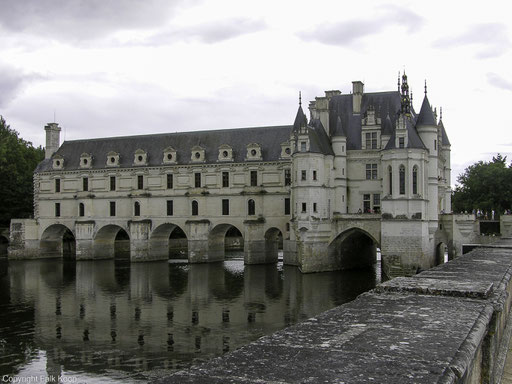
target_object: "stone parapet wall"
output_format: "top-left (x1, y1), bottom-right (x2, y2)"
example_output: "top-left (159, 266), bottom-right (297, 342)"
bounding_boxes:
top-left (158, 240), bottom-right (512, 383)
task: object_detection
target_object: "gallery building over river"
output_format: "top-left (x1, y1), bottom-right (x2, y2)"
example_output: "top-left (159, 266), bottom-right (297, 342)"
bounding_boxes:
top-left (9, 74), bottom-right (453, 274)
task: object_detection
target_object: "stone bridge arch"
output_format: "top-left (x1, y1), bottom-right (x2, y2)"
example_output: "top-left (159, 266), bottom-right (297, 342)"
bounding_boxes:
top-left (328, 227), bottom-right (380, 271)
top-left (208, 223), bottom-right (245, 262)
top-left (94, 224), bottom-right (130, 260)
top-left (264, 227), bottom-right (284, 264)
top-left (0, 233), bottom-right (9, 257)
top-left (150, 223), bottom-right (188, 260)
top-left (40, 223), bottom-right (76, 259)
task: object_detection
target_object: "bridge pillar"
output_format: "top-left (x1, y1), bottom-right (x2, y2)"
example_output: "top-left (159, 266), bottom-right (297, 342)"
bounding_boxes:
top-left (244, 220), bottom-right (270, 264)
top-left (8, 219), bottom-right (39, 259)
top-left (129, 220), bottom-right (152, 262)
top-left (75, 221), bottom-right (95, 260)
top-left (187, 220), bottom-right (215, 263)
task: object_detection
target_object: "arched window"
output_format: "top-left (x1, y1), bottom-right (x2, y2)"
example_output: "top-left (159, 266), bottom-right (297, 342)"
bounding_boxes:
top-left (248, 199), bottom-right (255, 215)
top-left (388, 166), bottom-right (393, 195)
top-left (412, 166), bottom-right (418, 195)
top-left (399, 165), bottom-right (405, 195)
top-left (79, 203), bottom-right (85, 217)
top-left (192, 200), bottom-right (199, 216)
top-left (134, 201), bottom-right (141, 216)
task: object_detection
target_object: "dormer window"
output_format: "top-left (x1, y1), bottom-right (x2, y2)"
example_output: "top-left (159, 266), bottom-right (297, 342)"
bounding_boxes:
top-left (300, 142), bottom-right (306, 152)
top-left (52, 155), bottom-right (64, 170)
top-left (246, 143), bottom-right (262, 161)
top-left (133, 149), bottom-right (147, 166)
top-left (399, 137), bottom-right (405, 149)
top-left (218, 144), bottom-right (233, 162)
top-left (191, 145), bottom-right (205, 163)
top-left (163, 146), bottom-right (177, 164)
top-left (106, 151), bottom-right (120, 167)
top-left (80, 153), bottom-right (92, 168)
top-left (280, 141), bottom-right (292, 159)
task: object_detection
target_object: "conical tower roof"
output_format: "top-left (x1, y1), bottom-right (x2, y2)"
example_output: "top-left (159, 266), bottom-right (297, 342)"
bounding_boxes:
top-left (416, 95), bottom-right (436, 126)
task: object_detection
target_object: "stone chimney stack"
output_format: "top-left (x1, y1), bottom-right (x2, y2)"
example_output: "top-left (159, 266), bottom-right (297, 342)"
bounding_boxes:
top-left (352, 81), bottom-right (364, 114)
top-left (44, 122), bottom-right (61, 159)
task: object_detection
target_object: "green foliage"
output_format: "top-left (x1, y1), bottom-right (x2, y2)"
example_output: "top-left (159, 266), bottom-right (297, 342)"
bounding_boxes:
top-left (452, 154), bottom-right (512, 215)
top-left (0, 116), bottom-right (44, 226)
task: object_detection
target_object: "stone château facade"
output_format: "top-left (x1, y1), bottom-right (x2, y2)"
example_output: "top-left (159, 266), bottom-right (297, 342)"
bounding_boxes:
top-left (9, 74), bottom-right (453, 274)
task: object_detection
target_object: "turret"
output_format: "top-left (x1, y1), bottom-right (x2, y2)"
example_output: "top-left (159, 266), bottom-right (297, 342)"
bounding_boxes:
top-left (44, 122), bottom-right (61, 159)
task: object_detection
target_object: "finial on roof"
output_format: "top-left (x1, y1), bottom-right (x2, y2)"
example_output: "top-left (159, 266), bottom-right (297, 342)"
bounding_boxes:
top-left (440, 107), bottom-right (443, 120)
top-left (424, 79), bottom-right (427, 95)
top-left (299, 91), bottom-right (302, 106)
top-left (397, 71), bottom-right (400, 92)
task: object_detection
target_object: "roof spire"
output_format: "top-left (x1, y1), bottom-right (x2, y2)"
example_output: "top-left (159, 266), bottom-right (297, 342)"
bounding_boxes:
top-left (424, 79), bottom-right (427, 95)
top-left (400, 71), bottom-right (411, 116)
top-left (299, 91), bottom-right (302, 106)
top-left (397, 71), bottom-right (401, 92)
top-left (440, 106), bottom-right (443, 120)
top-left (410, 90), bottom-right (413, 106)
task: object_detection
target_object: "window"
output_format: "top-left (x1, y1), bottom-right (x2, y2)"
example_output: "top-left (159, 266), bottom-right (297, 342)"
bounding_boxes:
top-left (301, 170), bottom-right (307, 181)
top-left (110, 201), bottom-right (116, 216)
top-left (55, 179), bottom-right (60, 193)
top-left (167, 200), bottom-right (173, 216)
top-left (300, 141), bottom-right (306, 152)
top-left (434, 139), bottom-right (437, 151)
top-left (250, 171), bottom-right (257, 186)
top-left (167, 174), bottom-right (173, 189)
top-left (134, 201), bottom-right (140, 216)
top-left (301, 202), bottom-right (307, 213)
top-left (55, 203), bottom-right (60, 217)
top-left (222, 199), bottom-right (229, 215)
top-left (110, 176), bottom-right (116, 191)
top-left (388, 166), bottom-right (393, 195)
top-left (365, 132), bottom-right (377, 149)
top-left (286, 223), bottom-right (290, 232)
top-left (363, 194), bottom-right (371, 213)
top-left (284, 169), bottom-right (291, 186)
top-left (399, 137), bottom-right (405, 149)
top-left (399, 165), bottom-right (405, 195)
top-left (79, 203), bottom-right (84, 217)
top-left (137, 175), bottom-right (143, 190)
top-left (83, 177), bottom-right (88, 192)
top-left (192, 200), bottom-right (198, 216)
top-left (412, 166), bottom-right (418, 195)
top-left (285, 198), bottom-right (290, 215)
top-left (248, 199), bottom-right (255, 215)
top-left (312, 170), bottom-right (317, 181)
top-left (194, 173), bottom-right (201, 188)
top-left (366, 164), bottom-right (377, 180)
top-left (313, 203), bottom-right (317, 212)
top-left (222, 172), bottom-right (229, 188)
top-left (373, 194), bottom-right (381, 213)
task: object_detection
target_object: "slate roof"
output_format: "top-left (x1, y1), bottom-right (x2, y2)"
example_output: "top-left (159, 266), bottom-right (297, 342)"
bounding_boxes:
top-left (439, 120), bottom-right (451, 146)
top-left (308, 118), bottom-right (335, 156)
top-left (416, 95), bottom-right (436, 126)
top-left (35, 125), bottom-right (293, 172)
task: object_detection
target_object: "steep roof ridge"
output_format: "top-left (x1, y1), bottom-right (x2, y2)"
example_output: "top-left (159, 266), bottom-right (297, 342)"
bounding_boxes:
top-left (416, 95), bottom-right (436, 126)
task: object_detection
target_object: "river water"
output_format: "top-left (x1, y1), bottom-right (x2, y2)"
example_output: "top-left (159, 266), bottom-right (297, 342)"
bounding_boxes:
top-left (0, 255), bottom-right (380, 383)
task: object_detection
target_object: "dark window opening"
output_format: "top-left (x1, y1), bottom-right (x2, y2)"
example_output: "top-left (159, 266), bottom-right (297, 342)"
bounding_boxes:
top-left (250, 171), bottom-right (257, 186)
top-left (399, 137), bottom-right (405, 149)
top-left (248, 199), bottom-right (255, 215)
top-left (222, 199), bottom-right (229, 215)
top-left (55, 179), bottom-right (60, 193)
top-left (412, 167), bottom-right (418, 195)
top-left (134, 202), bottom-right (140, 216)
top-left (222, 172), bottom-right (229, 188)
top-left (284, 169), bottom-right (291, 186)
top-left (285, 198), bottom-right (290, 215)
top-left (110, 201), bottom-right (116, 217)
top-left (301, 170), bottom-right (306, 181)
top-left (301, 202), bottom-right (307, 213)
top-left (312, 170), bottom-right (317, 180)
top-left (79, 203), bottom-right (84, 217)
top-left (110, 176), bottom-right (116, 191)
top-left (83, 177), bottom-right (88, 192)
top-left (137, 175), bottom-right (143, 190)
top-left (313, 203), bottom-right (317, 212)
top-left (167, 174), bottom-right (173, 189)
top-left (167, 200), bottom-right (173, 216)
top-left (192, 201), bottom-right (198, 216)
top-left (194, 172), bottom-right (201, 188)
top-left (399, 166), bottom-right (405, 195)
top-left (388, 166), bottom-right (393, 195)
top-left (55, 203), bottom-right (60, 217)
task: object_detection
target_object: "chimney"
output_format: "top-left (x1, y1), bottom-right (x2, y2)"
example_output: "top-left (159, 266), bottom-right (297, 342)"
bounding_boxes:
top-left (44, 122), bottom-right (61, 159)
top-left (352, 81), bottom-right (364, 114)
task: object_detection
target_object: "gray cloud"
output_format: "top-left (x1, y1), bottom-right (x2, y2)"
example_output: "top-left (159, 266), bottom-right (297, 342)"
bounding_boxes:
top-left (0, 65), bottom-right (43, 107)
top-left (487, 73), bottom-right (512, 92)
top-left (433, 23), bottom-right (511, 59)
top-left (0, 0), bottom-right (196, 42)
top-left (126, 18), bottom-right (267, 46)
top-left (298, 4), bottom-right (424, 46)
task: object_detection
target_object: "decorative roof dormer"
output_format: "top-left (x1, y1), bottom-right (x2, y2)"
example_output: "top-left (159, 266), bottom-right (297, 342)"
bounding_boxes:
top-left (280, 141), bottom-right (292, 159)
top-left (363, 105), bottom-right (377, 126)
top-left (133, 149), bottom-right (148, 166)
top-left (191, 145), bottom-right (205, 163)
top-left (218, 144), bottom-right (233, 162)
top-left (52, 154), bottom-right (64, 170)
top-left (246, 143), bottom-right (262, 161)
top-left (80, 153), bottom-right (92, 169)
top-left (400, 71), bottom-right (411, 117)
top-left (106, 151), bottom-right (120, 167)
top-left (163, 146), bottom-right (177, 164)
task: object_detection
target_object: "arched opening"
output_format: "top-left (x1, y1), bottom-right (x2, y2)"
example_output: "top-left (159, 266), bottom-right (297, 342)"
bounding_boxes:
top-left (134, 201), bottom-right (141, 217)
top-left (328, 228), bottom-right (378, 271)
top-left (412, 166), bottom-right (418, 195)
top-left (247, 199), bottom-right (255, 216)
top-left (40, 224), bottom-right (76, 259)
top-left (0, 235), bottom-right (9, 257)
top-left (264, 227), bottom-right (283, 263)
top-left (436, 242), bottom-right (448, 265)
top-left (399, 165), bottom-right (405, 195)
top-left (94, 225), bottom-right (130, 260)
top-left (209, 224), bottom-right (244, 261)
top-left (191, 200), bottom-right (199, 216)
top-left (150, 224), bottom-right (188, 260)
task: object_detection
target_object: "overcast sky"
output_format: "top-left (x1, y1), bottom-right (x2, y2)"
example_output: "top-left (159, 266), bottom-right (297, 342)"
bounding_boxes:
top-left (1, 0), bottom-right (511, 185)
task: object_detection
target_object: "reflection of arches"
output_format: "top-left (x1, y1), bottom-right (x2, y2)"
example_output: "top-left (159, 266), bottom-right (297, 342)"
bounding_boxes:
top-left (94, 225), bottom-right (130, 260)
top-left (436, 242), bottom-right (447, 265)
top-left (0, 235), bottom-right (9, 257)
top-left (328, 228), bottom-right (379, 270)
top-left (209, 224), bottom-right (244, 261)
top-left (264, 227), bottom-right (283, 263)
top-left (40, 224), bottom-right (75, 259)
top-left (150, 223), bottom-right (188, 259)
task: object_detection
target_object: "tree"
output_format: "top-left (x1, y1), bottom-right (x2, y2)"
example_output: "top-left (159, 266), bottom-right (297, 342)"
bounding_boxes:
top-left (0, 116), bottom-right (45, 226)
top-left (452, 154), bottom-right (512, 216)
